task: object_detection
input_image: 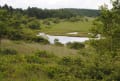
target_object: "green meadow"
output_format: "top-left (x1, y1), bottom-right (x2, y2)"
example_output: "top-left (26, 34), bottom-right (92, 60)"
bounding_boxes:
top-left (40, 18), bottom-right (94, 37)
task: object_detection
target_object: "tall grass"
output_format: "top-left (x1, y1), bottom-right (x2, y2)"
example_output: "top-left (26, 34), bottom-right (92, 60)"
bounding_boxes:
top-left (1, 39), bottom-right (78, 57)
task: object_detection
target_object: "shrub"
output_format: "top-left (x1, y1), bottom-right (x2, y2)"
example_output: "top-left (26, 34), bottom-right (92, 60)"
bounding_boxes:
top-left (31, 36), bottom-right (49, 44)
top-left (8, 30), bottom-right (24, 40)
top-left (47, 66), bottom-right (59, 79)
top-left (35, 50), bottom-right (54, 58)
top-left (74, 57), bottom-right (82, 66)
top-left (66, 42), bottom-right (85, 49)
top-left (25, 55), bottom-right (43, 64)
top-left (43, 20), bottom-right (51, 25)
top-left (28, 20), bottom-right (40, 29)
top-left (54, 39), bottom-right (64, 46)
top-left (89, 39), bottom-right (112, 54)
top-left (69, 17), bottom-right (80, 22)
top-left (52, 18), bottom-right (60, 24)
top-left (47, 66), bottom-right (68, 79)
top-left (59, 57), bottom-right (73, 65)
top-left (0, 48), bottom-right (17, 55)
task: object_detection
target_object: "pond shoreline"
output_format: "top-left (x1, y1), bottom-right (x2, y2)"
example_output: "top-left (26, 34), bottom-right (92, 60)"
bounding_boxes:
top-left (37, 32), bottom-right (90, 44)
top-left (38, 32), bottom-right (90, 37)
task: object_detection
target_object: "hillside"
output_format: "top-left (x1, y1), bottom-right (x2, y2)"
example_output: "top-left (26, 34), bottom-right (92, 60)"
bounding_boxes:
top-left (61, 8), bottom-right (100, 17)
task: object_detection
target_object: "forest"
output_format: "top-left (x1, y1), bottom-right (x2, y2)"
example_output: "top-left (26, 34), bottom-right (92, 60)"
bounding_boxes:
top-left (0, 4), bottom-right (100, 19)
top-left (0, 0), bottom-right (120, 81)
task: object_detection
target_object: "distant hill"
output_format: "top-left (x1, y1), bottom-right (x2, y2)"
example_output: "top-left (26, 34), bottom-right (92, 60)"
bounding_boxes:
top-left (24, 8), bottom-right (100, 19)
top-left (63, 8), bottom-right (100, 17)
top-left (0, 4), bottom-right (100, 19)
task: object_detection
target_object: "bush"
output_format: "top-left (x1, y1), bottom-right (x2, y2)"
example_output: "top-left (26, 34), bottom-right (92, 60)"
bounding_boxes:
top-left (35, 51), bottom-right (55, 58)
top-left (69, 17), bottom-right (80, 22)
top-left (47, 66), bottom-right (59, 79)
top-left (74, 57), bottom-right (82, 66)
top-left (31, 36), bottom-right (49, 44)
top-left (66, 42), bottom-right (85, 49)
top-left (25, 55), bottom-right (43, 64)
top-left (43, 20), bottom-right (51, 25)
top-left (52, 18), bottom-right (60, 24)
top-left (7, 30), bottom-right (24, 40)
top-left (47, 66), bottom-right (69, 79)
top-left (54, 39), bottom-right (64, 46)
top-left (89, 39), bottom-right (112, 54)
top-left (59, 57), bottom-right (73, 65)
top-left (28, 20), bottom-right (40, 29)
top-left (0, 48), bottom-right (17, 55)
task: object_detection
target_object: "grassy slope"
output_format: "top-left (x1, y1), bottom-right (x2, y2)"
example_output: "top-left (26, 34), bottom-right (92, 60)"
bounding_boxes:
top-left (0, 39), bottom-right (79, 81)
top-left (1, 39), bottom-right (78, 57)
top-left (1, 39), bottom-right (118, 81)
top-left (0, 39), bottom-right (94, 81)
top-left (40, 18), bottom-right (94, 37)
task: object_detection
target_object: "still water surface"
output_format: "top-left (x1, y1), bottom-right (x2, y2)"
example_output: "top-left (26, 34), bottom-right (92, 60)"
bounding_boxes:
top-left (37, 33), bottom-right (89, 44)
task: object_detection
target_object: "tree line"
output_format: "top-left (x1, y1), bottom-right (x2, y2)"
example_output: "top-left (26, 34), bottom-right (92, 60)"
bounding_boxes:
top-left (0, 4), bottom-right (100, 19)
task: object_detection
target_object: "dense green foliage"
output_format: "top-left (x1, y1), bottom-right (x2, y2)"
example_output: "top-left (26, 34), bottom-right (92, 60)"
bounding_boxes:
top-left (66, 42), bottom-right (85, 49)
top-left (0, 1), bottom-right (120, 81)
top-left (0, 48), bottom-right (120, 81)
top-left (0, 7), bottom-right (49, 44)
top-left (91, 0), bottom-right (120, 55)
